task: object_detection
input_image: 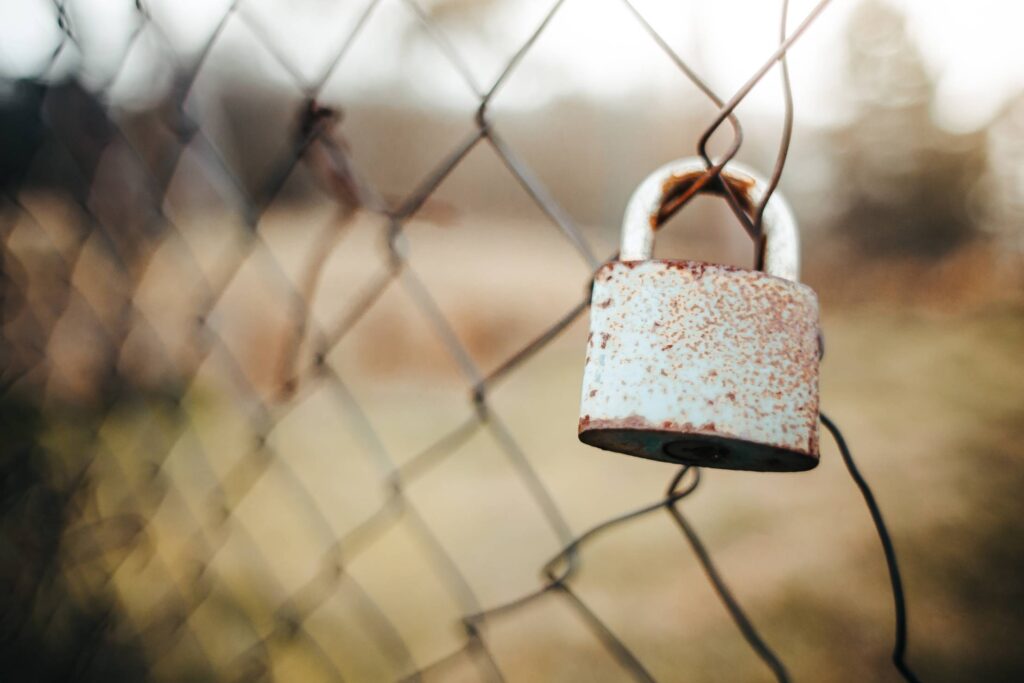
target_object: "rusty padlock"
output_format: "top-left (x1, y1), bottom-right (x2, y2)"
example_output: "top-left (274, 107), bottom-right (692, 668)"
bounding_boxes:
top-left (578, 158), bottom-right (821, 472)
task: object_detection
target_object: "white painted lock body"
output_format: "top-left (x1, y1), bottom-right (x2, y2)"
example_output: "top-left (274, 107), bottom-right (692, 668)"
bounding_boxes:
top-left (578, 159), bottom-right (820, 472)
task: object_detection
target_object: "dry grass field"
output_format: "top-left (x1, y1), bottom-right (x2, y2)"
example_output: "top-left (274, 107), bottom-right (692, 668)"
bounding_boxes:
top-left (8, 199), bottom-right (1024, 681)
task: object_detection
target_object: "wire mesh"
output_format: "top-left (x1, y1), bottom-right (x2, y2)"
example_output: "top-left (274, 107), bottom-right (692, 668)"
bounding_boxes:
top-left (1, 0), bottom-right (919, 681)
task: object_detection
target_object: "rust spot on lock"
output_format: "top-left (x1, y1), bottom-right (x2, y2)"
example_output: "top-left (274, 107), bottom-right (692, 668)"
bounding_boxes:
top-left (651, 169), bottom-right (757, 230)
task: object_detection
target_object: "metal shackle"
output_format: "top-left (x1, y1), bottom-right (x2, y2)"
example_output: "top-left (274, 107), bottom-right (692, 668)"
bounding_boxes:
top-left (620, 157), bottom-right (801, 282)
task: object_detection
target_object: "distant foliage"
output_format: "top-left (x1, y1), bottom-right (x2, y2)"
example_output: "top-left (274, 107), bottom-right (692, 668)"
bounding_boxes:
top-left (831, 0), bottom-right (987, 258)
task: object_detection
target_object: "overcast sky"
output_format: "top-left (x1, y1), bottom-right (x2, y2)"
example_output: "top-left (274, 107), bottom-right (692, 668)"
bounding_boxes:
top-left (1, 0), bottom-right (1021, 133)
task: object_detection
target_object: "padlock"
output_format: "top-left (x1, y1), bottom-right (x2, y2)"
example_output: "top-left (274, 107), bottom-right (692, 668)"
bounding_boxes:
top-left (578, 158), bottom-right (820, 472)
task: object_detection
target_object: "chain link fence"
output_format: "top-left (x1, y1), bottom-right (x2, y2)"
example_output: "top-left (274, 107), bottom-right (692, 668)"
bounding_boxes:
top-left (1, 1), bottom-right (920, 681)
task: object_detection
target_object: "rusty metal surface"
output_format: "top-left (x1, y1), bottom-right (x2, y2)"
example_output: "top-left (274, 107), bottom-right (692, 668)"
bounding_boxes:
top-left (620, 158), bottom-right (801, 282)
top-left (579, 260), bottom-right (820, 472)
top-left (584, 156), bottom-right (819, 472)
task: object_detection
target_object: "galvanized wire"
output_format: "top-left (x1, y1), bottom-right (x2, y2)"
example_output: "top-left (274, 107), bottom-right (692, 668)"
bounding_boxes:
top-left (0, 0), bottom-right (920, 681)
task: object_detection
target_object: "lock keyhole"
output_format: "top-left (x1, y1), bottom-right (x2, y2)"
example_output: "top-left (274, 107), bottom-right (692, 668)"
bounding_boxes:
top-left (663, 437), bottom-right (731, 465)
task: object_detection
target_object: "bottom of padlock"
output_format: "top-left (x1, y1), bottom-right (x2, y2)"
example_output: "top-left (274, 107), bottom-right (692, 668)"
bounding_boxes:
top-left (578, 428), bottom-right (818, 472)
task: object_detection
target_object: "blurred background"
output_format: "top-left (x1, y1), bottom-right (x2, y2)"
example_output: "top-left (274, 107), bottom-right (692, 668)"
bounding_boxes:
top-left (2, 0), bottom-right (1023, 681)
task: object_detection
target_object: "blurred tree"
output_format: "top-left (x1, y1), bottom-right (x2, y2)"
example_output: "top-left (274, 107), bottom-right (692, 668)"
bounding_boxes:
top-left (983, 94), bottom-right (1024, 256)
top-left (832, 0), bottom-right (986, 258)
top-left (0, 398), bottom-right (149, 683)
top-left (0, 80), bottom-right (48, 194)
